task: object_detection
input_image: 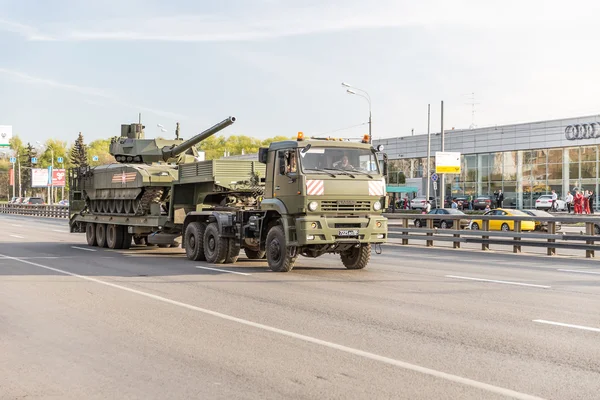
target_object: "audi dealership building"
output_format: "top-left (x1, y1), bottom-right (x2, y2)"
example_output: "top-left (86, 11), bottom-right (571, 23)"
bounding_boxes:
top-left (374, 114), bottom-right (600, 209)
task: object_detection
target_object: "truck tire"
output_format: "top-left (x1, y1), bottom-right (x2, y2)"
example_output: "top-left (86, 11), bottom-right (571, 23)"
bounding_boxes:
top-left (244, 248), bottom-right (266, 260)
top-left (203, 222), bottom-right (227, 264)
top-left (224, 238), bottom-right (240, 264)
top-left (340, 244), bottom-right (371, 270)
top-left (86, 223), bottom-right (97, 246)
top-left (266, 225), bottom-right (297, 272)
top-left (185, 222), bottom-right (207, 261)
top-left (122, 231), bottom-right (132, 249)
top-left (96, 224), bottom-right (108, 248)
top-left (106, 224), bottom-right (124, 249)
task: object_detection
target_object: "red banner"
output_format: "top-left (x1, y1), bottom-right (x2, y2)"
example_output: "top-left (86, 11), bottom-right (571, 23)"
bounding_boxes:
top-left (52, 169), bottom-right (66, 187)
top-left (9, 168), bottom-right (14, 186)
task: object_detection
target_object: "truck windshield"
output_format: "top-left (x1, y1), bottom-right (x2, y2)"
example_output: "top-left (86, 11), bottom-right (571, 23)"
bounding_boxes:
top-left (299, 147), bottom-right (380, 175)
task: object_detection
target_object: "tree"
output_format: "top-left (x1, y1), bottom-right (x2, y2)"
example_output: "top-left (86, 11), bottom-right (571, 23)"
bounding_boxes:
top-left (39, 139), bottom-right (69, 169)
top-left (21, 143), bottom-right (37, 197)
top-left (87, 138), bottom-right (115, 166)
top-left (70, 132), bottom-right (88, 167)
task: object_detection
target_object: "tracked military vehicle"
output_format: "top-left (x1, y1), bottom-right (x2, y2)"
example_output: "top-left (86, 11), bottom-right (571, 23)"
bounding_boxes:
top-left (78, 116), bottom-right (236, 217)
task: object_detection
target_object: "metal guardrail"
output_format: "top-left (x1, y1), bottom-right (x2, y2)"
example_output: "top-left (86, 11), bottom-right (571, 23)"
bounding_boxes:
top-left (387, 213), bottom-right (600, 258)
top-left (0, 204), bottom-right (69, 219)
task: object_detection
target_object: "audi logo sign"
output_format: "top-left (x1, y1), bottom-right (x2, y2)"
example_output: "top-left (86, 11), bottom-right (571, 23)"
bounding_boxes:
top-left (565, 123), bottom-right (600, 140)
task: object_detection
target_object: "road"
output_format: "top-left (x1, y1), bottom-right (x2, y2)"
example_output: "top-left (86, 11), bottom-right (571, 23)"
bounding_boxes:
top-left (1, 214), bottom-right (599, 400)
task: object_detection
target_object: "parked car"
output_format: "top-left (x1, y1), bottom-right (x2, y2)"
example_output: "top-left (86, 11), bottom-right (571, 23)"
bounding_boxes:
top-left (535, 194), bottom-right (567, 211)
top-left (469, 208), bottom-right (536, 231)
top-left (410, 196), bottom-right (437, 210)
top-left (472, 195), bottom-right (493, 210)
top-left (25, 197), bottom-right (45, 205)
top-left (58, 199), bottom-right (69, 206)
top-left (9, 196), bottom-right (18, 204)
top-left (522, 209), bottom-right (562, 231)
top-left (414, 208), bottom-right (471, 229)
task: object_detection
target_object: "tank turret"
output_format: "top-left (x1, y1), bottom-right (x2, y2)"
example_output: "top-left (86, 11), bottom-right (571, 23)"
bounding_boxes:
top-left (110, 116), bottom-right (236, 164)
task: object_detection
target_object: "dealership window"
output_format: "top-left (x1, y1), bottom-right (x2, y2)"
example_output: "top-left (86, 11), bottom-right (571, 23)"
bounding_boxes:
top-left (503, 151), bottom-right (517, 180)
top-left (547, 149), bottom-right (563, 164)
top-left (490, 152), bottom-right (503, 181)
top-left (581, 162), bottom-right (597, 179)
top-left (580, 146), bottom-right (596, 162)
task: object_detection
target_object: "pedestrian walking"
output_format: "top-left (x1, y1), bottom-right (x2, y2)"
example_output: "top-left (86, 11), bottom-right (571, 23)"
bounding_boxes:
top-left (565, 191), bottom-right (573, 214)
top-left (551, 190), bottom-right (558, 211)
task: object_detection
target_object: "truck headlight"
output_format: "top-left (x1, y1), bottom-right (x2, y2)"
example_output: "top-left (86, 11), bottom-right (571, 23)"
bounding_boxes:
top-left (373, 201), bottom-right (382, 211)
top-left (308, 201), bottom-right (318, 211)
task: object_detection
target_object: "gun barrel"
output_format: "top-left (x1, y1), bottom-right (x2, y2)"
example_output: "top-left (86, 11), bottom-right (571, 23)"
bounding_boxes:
top-left (162, 116), bottom-right (236, 160)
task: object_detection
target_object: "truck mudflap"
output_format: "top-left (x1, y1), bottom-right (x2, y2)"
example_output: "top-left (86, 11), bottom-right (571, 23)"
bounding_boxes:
top-left (294, 215), bottom-right (387, 247)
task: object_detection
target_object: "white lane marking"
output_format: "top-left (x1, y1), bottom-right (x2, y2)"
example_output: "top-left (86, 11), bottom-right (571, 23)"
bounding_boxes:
top-left (0, 253), bottom-right (545, 400)
top-left (445, 275), bottom-right (551, 289)
top-left (557, 269), bottom-right (600, 276)
top-left (51, 229), bottom-right (69, 233)
top-left (71, 246), bottom-right (96, 252)
top-left (10, 224), bottom-right (22, 227)
top-left (533, 320), bottom-right (600, 333)
top-left (9, 234), bottom-right (25, 239)
top-left (196, 266), bottom-right (251, 276)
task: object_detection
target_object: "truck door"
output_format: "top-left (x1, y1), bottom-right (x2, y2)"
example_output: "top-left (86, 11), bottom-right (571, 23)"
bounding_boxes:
top-left (273, 149), bottom-right (302, 214)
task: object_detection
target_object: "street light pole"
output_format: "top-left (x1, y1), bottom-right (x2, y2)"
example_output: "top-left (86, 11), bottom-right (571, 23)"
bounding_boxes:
top-left (341, 82), bottom-right (372, 143)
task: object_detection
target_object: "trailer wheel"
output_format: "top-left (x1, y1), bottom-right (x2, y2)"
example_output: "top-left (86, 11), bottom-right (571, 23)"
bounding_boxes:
top-left (121, 230), bottom-right (132, 250)
top-left (244, 248), bottom-right (266, 260)
top-left (340, 244), bottom-right (371, 270)
top-left (185, 222), bottom-right (207, 261)
top-left (224, 238), bottom-right (240, 264)
top-left (203, 222), bottom-right (227, 264)
top-left (106, 224), bottom-right (124, 249)
top-left (266, 225), bottom-right (297, 272)
top-left (86, 223), bottom-right (97, 246)
top-left (96, 224), bottom-right (108, 248)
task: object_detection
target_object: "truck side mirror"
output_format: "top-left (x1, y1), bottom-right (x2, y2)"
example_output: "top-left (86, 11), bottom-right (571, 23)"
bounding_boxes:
top-left (258, 147), bottom-right (268, 164)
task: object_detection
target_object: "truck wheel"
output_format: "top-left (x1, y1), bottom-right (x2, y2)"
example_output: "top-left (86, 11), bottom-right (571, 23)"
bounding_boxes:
top-left (244, 248), bottom-right (266, 260)
top-left (185, 222), bottom-right (207, 261)
top-left (203, 222), bottom-right (227, 264)
top-left (340, 244), bottom-right (371, 270)
top-left (122, 231), bottom-right (132, 249)
top-left (96, 224), bottom-right (108, 248)
top-left (266, 225), bottom-right (297, 272)
top-left (86, 223), bottom-right (97, 246)
top-left (106, 224), bottom-right (124, 249)
top-left (224, 239), bottom-right (240, 264)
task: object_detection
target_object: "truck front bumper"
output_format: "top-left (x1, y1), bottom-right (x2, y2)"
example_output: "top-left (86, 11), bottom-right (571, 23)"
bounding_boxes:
top-left (294, 215), bottom-right (388, 247)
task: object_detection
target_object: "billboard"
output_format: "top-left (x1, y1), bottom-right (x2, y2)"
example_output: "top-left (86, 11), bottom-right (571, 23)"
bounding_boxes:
top-left (32, 168), bottom-right (49, 187)
top-left (52, 169), bottom-right (66, 187)
top-left (0, 125), bottom-right (12, 147)
top-left (435, 151), bottom-right (461, 174)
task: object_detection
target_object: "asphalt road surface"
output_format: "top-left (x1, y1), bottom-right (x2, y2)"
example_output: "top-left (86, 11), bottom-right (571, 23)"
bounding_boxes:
top-left (1, 214), bottom-right (599, 400)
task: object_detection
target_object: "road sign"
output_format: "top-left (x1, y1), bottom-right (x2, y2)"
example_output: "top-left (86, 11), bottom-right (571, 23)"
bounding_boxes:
top-left (31, 157), bottom-right (37, 164)
top-left (433, 181), bottom-right (438, 190)
top-left (57, 157), bottom-right (64, 163)
top-left (92, 155), bottom-right (99, 162)
top-left (9, 157), bottom-right (16, 163)
top-left (431, 173), bottom-right (438, 182)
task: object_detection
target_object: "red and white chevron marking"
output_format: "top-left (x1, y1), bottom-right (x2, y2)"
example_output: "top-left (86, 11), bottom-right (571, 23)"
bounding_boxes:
top-left (368, 180), bottom-right (385, 196)
top-left (306, 179), bottom-right (324, 195)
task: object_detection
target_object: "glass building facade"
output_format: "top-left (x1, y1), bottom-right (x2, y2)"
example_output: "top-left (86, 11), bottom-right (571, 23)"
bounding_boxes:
top-left (376, 114), bottom-right (600, 209)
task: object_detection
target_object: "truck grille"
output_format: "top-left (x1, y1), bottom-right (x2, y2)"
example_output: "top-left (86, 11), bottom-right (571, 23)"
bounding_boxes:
top-left (321, 201), bottom-right (371, 212)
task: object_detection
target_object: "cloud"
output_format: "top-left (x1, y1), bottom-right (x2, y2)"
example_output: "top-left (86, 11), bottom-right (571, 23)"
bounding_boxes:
top-left (0, 68), bottom-right (188, 120)
top-left (4, 1), bottom-right (595, 43)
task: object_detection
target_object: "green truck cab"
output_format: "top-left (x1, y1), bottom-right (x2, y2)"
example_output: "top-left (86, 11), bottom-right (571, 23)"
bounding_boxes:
top-left (180, 133), bottom-right (388, 272)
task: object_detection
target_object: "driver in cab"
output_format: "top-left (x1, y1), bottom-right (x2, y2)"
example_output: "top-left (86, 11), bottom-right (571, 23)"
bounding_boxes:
top-left (334, 155), bottom-right (354, 170)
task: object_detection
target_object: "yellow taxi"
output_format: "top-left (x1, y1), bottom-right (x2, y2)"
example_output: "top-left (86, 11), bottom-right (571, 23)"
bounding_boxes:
top-left (469, 208), bottom-right (536, 231)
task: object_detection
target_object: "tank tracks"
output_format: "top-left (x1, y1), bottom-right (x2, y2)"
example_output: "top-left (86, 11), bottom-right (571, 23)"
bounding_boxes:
top-left (86, 188), bottom-right (165, 216)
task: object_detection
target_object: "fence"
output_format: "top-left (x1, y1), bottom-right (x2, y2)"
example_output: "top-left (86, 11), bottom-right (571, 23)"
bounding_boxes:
top-left (0, 204), bottom-right (69, 219)
top-left (387, 213), bottom-right (600, 258)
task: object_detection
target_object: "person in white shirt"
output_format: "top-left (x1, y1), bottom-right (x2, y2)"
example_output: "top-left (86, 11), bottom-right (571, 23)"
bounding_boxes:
top-left (565, 191), bottom-right (573, 213)
top-left (551, 190), bottom-right (558, 211)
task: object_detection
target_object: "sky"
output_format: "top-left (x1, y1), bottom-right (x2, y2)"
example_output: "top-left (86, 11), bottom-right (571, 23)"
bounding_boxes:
top-left (1, 0), bottom-right (600, 147)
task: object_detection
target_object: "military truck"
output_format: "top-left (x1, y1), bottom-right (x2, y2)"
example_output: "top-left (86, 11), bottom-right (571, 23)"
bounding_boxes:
top-left (70, 118), bottom-right (389, 272)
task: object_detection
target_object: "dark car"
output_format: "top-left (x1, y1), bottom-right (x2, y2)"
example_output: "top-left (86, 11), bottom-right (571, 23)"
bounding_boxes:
top-left (472, 195), bottom-right (493, 210)
top-left (445, 196), bottom-right (469, 210)
top-left (26, 197), bottom-right (45, 205)
top-left (414, 208), bottom-right (471, 229)
top-left (522, 209), bottom-right (562, 231)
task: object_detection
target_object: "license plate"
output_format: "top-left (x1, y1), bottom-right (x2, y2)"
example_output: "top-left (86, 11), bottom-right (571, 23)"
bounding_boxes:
top-left (338, 229), bottom-right (359, 236)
